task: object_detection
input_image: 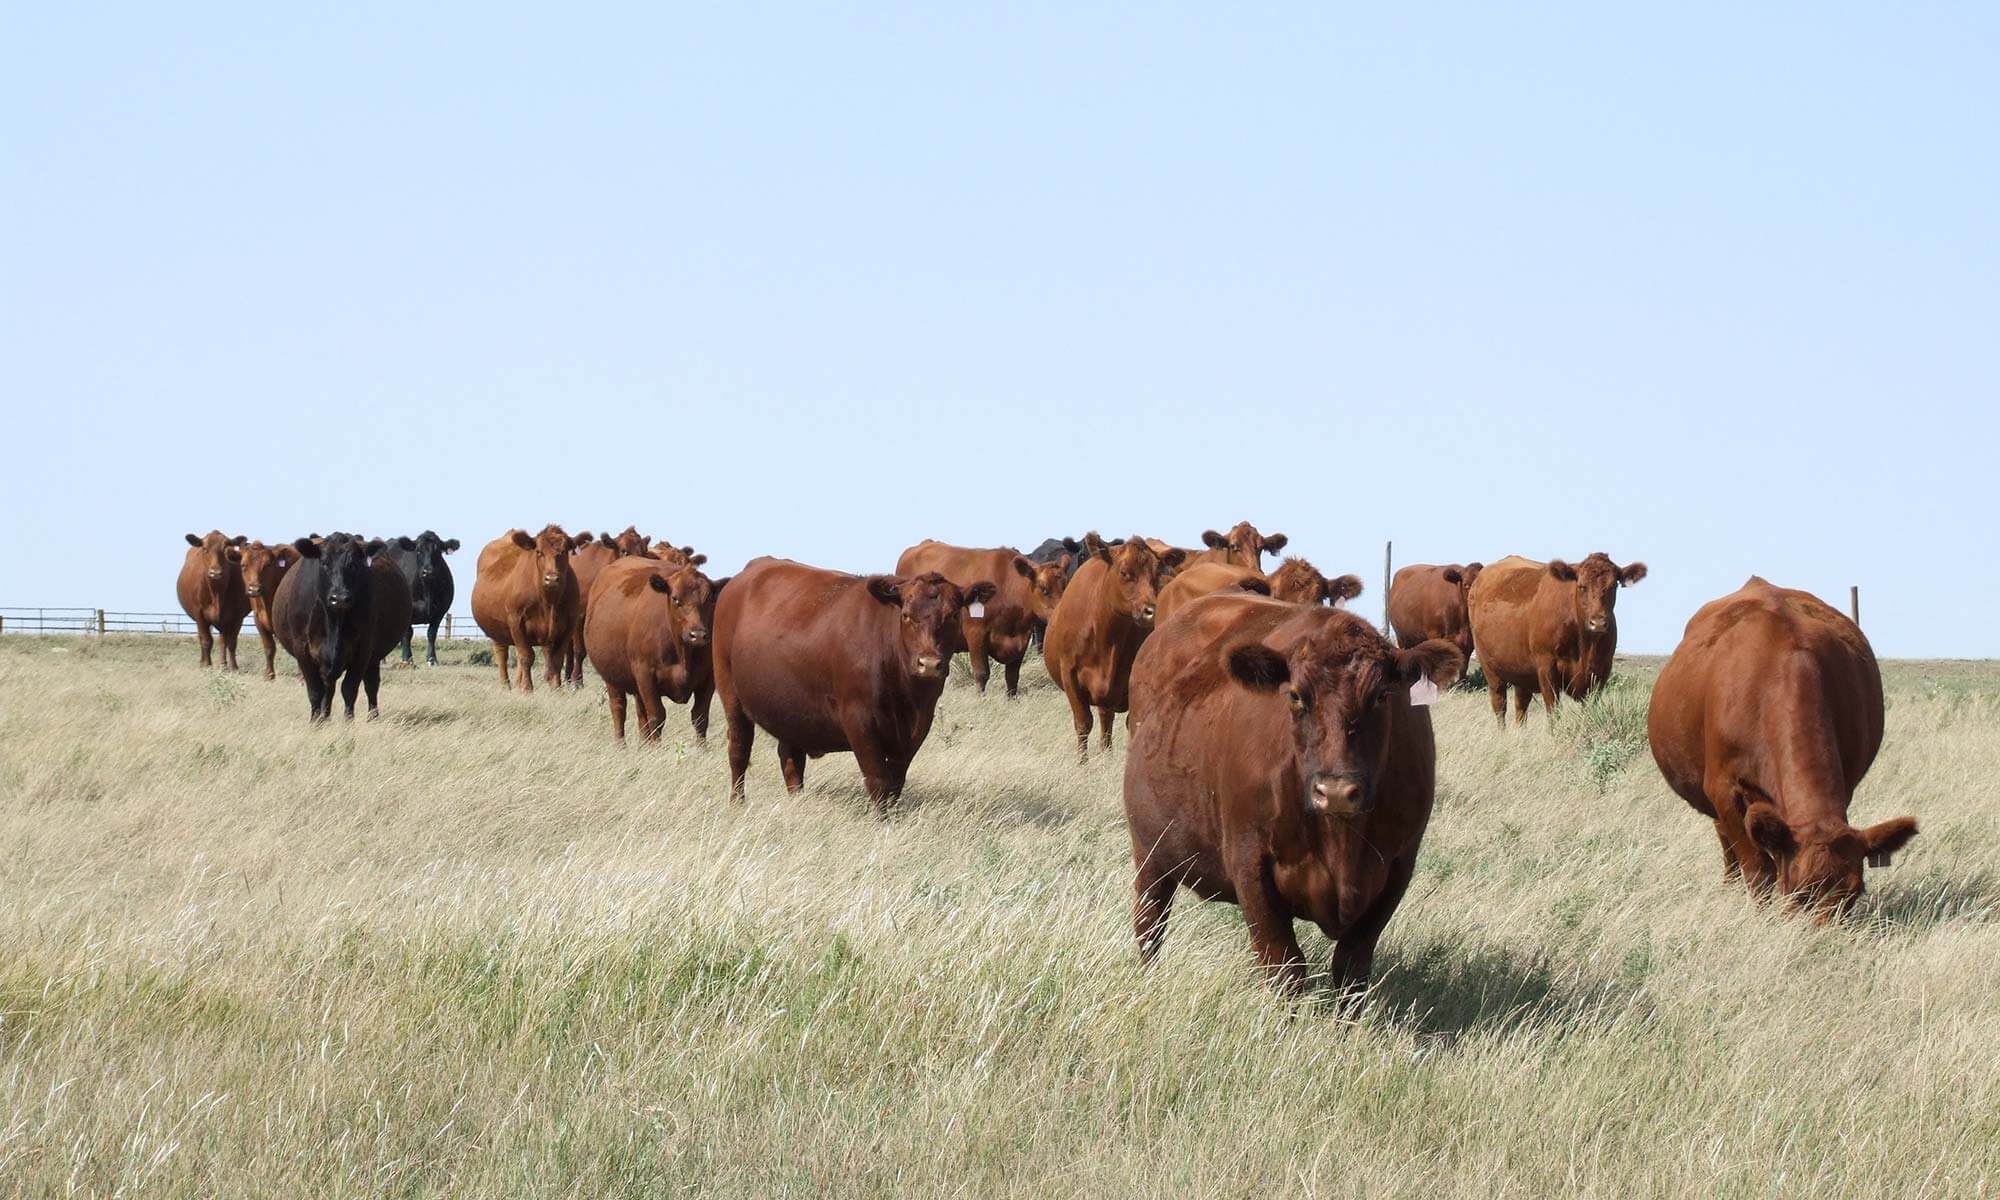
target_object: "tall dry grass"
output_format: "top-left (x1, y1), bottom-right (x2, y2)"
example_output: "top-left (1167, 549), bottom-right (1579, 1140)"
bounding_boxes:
top-left (1, 635), bottom-right (1996, 1197)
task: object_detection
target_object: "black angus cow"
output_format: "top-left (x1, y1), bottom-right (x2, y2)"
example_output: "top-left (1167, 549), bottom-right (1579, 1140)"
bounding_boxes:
top-left (382, 531), bottom-right (460, 665)
top-left (272, 532), bottom-right (414, 721)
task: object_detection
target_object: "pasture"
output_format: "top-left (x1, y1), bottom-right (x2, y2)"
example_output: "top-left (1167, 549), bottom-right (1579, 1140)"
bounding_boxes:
top-left (2, 635), bottom-right (1996, 1197)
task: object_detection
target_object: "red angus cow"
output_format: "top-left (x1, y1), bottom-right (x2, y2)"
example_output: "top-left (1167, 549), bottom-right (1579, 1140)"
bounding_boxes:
top-left (176, 531), bottom-right (250, 670)
top-left (895, 540), bottom-right (1068, 698)
top-left (1042, 534), bottom-right (1186, 758)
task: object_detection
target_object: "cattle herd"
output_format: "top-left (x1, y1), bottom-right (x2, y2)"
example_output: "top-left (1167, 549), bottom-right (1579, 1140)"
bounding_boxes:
top-left (173, 521), bottom-right (1919, 996)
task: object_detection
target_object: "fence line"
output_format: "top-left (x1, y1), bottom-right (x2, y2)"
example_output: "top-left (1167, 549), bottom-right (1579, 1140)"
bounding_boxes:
top-left (0, 607), bottom-right (489, 639)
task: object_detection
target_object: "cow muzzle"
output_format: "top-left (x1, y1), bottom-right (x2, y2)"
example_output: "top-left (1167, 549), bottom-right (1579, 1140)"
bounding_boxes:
top-left (245, 585), bottom-right (261, 597)
top-left (684, 629), bottom-right (710, 646)
top-left (1133, 603), bottom-right (1157, 627)
top-left (912, 654), bottom-right (946, 679)
top-left (1307, 773), bottom-right (1370, 816)
top-left (1586, 616), bottom-right (1609, 633)
top-left (206, 568), bottom-right (223, 581)
top-left (327, 592), bottom-right (353, 612)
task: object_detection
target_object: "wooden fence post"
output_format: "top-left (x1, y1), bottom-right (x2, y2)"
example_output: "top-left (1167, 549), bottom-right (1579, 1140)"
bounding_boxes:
top-left (444, 613), bottom-right (453, 640)
top-left (0, 615), bottom-right (6, 635)
top-left (96, 609), bottom-right (106, 636)
top-left (1850, 586), bottom-right (1860, 627)
top-left (1382, 541), bottom-right (1392, 632)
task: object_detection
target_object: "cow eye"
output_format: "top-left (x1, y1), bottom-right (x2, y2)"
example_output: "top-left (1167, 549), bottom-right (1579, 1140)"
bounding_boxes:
top-left (1287, 690), bottom-right (1308, 715)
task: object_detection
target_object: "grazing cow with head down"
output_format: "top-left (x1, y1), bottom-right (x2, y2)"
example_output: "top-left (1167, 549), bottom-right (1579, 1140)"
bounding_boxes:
top-left (1388, 562), bottom-right (1483, 659)
top-left (1648, 578), bottom-right (1916, 919)
top-left (895, 540), bottom-right (1068, 698)
top-left (470, 525), bottom-right (581, 691)
top-left (713, 557), bottom-right (996, 812)
top-left (176, 531), bottom-right (251, 670)
top-left (1189, 521), bottom-right (1289, 571)
top-left (586, 557), bottom-right (726, 743)
top-left (1124, 592), bottom-right (1464, 995)
top-left (1042, 534), bottom-right (1187, 758)
top-left (270, 533), bottom-right (414, 722)
top-left (234, 540), bottom-right (297, 680)
top-left (381, 531), bottom-right (459, 667)
top-left (1468, 552), bottom-right (1646, 724)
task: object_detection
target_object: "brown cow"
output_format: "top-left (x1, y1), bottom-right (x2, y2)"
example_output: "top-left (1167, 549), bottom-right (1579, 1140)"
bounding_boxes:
top-left (585, 557), bottom-right (725, 743)
top-left (1042, 534), bottom-right (1187, 758)
top-left (713, 558), bottom-right (996, 811)
top-left (1123, 592), bottom-right (1464, 995)
top-left (1648, 578), bottom-right (1916, 918)
top-left (1267, 557), bottom-right (1363, 608)
top-left (1157, 558), bottom-right (1363, 626)
top-left (565, 530), bottom-right (700, 684)
top-left (176, 531), bottom-right (250, 670)
top-left (895, 540), bottom-right (1068, 698)
top-left (470, 525), bottom-right (581, 691)
top-left (1467, 553), bottom-right (1646, 724)
top-left (1387, 562), bottom-right (1483, 659)
top-left (234, 540), bottom-right (297, 680)
top-left (1189, 521), bottom-right (1289, 571)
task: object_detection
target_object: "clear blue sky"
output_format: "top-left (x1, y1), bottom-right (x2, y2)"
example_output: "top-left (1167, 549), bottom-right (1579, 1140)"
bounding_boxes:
top-left (4, 5), bottom-right (1994, 655)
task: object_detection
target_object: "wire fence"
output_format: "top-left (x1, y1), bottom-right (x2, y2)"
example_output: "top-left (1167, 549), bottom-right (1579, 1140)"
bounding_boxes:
top-left (0, 607), bottom-right (490, 640)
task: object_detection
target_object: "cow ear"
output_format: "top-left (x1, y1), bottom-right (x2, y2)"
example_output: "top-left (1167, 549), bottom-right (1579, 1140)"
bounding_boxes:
top-left (1859, 816), bottom-right (1918, 863)
top-left (396, 536), bottom-right (416, 551)
top-left (510, 530), bottom-right (536, 551)
top-left (1062, 537), bottom-right (1081, 553)
top-left (1463, 563), bottom-right (1484, 586)
top-left (965, 580), bottom-right (999, 605)
top-left (185, 533), bottom-right (202, 547)
top-left (1201, 530), bottom-right (1227, 548)
top-left (1744, 801), bottom-right (1794, 857)
top-left (444, 539), bottom-right (460, 552)
top-left (1393, 639), bottom-right (1465, 690)
top-left (1159, 548), bottom-right (1188, 570)
top-left (1226, 644), bottom-right (1291, 691)
top-left (1326, 575), bottom-right (1364, 603)
top-left (1237, 577), bottom-right (1273, 596)
top-left (1548, 560), bottom-right (1578, 582)
top-left (1440, 567), bottom-right (1462, 585)
top-left (364, 539), bottom-right (387, 557)
top-left (230, 534), bottom-right (248, 546)
top-left (1083, 531), bottom-right (1108, 557)
top-left (648, 574), bottom-right (670, 594)
top-left (574, 531), bottom-right (595, 546)
top-left (688, 553), bottom-right (708, 567)
top-left (1263, 533), bottom-right (1288, 553)
top-left (292, 537), bottom-right (321, 558)
top-left (1011, 555), bottom-right (1035, 579)
top-left (1620, 562), bottom-right (1649, 586)
top-left (867, 577), bottom-right (903, 605)
top-left (1056, 553), bottom-right (1072, 573)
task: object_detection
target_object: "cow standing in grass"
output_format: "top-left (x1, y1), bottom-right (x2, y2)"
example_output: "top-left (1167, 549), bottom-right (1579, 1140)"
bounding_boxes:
top-left (1468, 553), bottom-right (1646, 724)
top-left (176, 531), bottom-right (251, 670)
top-left (585, 557), bottom-right (725, 744)
top-left (1388, 563), bottom-right (1483, 660)
top-left (1042, 534), bottom-right (1186, 759)
top-left (895, 541), bottom-right (1069, 698)
top-left (470, 525), bottom-right (580, 692)
top-left (235, 540), bottom-right (298, 680)
top-left (382, 532), bottom-right (459, 667)
top-left (271, 533), bottom-right (413, 722)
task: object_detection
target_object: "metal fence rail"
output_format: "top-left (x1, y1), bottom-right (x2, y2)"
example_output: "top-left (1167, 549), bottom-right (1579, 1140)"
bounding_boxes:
top-left (0, 607), bottom-right (489, 639)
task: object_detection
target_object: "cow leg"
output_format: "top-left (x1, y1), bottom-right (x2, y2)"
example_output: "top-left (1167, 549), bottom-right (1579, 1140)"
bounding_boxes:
top-left (1096, 706), bottom-right (1116, 752)
top-left (1535, 666), bottom-right (1561, 717)
top-left (425, 621), bottom-right (440, 667)
top-left (724, 704), bottom-right (754, 802)
top-left (362, 661), bottom-right (383, 718)
top-left (608, 685), bottom-right (629, 742)
top-left (339, 669), bottom-right (363, 719)
top-left (1003, 658), bottom-right (1023, 700)
top-left (1232, 858), bottom-right (1308, 994)
top-left (509, 626), bottom-right (536, 692)
top-left (1133, 867), bottom-right (1178, 964)
top-left (689, 678), bottom-right (713, 744)
top-left (1328, 852), bottom-right (1417, 1007)
top-left (1717, 786), bottom-right (1776, 900)
top-left (1486, 672), bottom-right (1507, 726)
top-left (197, 622), bottom-right (214, 668)
top-left (222, 624), bottom-right (241, 672)
top-left (636, 671), bottom-right (666, 743)
top-left (776, 741), bottom-right (806, 794)
top-left (1714, 820), bottom-right (1742, 885)
top-left (259, 628), bottom-right (277, 681)
top-left (1064, 688), bottom-right (1094, 762)
top-left (966, 624), bottom-right (991, 695)
top-left (303, 669), bottom-right (328, 722)
top-left (400, 629), bottom-right (414, 664)
top-left (540, 638), bottom-right (563, 689)
top-left (1511, 685), bottom-right (1532, 726)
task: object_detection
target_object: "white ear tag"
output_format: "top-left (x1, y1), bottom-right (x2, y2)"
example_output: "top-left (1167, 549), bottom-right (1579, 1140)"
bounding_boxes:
top-left (1408, 678), bottom-right (1440, 707)
top-left (1867, 851), bottom-right (1892, 869)
top-left (968, 602), bottom-right (985, 619)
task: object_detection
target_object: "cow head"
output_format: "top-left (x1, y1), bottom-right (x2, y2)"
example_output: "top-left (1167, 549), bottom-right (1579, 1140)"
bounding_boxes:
top-left (186, 531), bottom-right (247, 583)
top-left (1440, 562), bottom-right (1484, 602)
top-left (511, 525), bottom-right (576, 597)
top-left (291, 532), bottom-right (385, 616)
top-left (1201, 522), bottom-right (1288, 569)
top-left (235, 540), bottom-right (295, 598)
top-left (1743, 802), bottom-right (1919, 919)
top-left (1268, 557), bottom-right (1364, 608)
top-left (867, 571), bottom-right (998, 680)
top-left (649, 565), bottom-right (722, 648)
top-left (1011, 553), bottom-right (1069, 621)
top-left (612, 526), bottom-right (651, 557)
top-left (394, 531), bottom-right (458, 583)
top-left (1226, 620), bottom-right (1463, 817)
top-left (1548, 553), bottom-right (1646, 637)
top-left (1091, 533), bottom-right (1184, 628)
top-left (651, 543), bottom-right (704, 568)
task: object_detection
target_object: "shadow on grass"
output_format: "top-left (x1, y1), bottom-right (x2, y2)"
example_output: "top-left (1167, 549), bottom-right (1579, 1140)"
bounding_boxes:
top-left (387, 706), bottom-right (462, 729)
top-left (1355, 940), bottom-right (1638, 1044)
top-left (1863, 869), bottom-right (1999, 930)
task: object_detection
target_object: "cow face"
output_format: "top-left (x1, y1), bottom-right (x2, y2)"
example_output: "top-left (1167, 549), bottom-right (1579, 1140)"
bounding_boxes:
top-left (186, 531), bottom-right (247, 583)
top-left (236, 540), bottom-right (294, 598)
top-left (1011, 554), bottom-right (1069, 621)
top-left (612, 526), bottom-right (651, 557)
top-left (1095, 535), bottom-right (1184, 628)
top-left (1548, 553), bottom-right (1646, 637)
top-left (869, 571), bottom-right (998, 680)
top-left (1269, 557), bottom-right (1364, 608)
top-left (650, 566), bottom-right (720, 647)
top-left (1227, 626), bottom-right (1463, 817)
top-left (1744, 803), bottom-right (1919, 919)
top-left (1440, 562), bottom-right (1484, 603)
top-left (1201, 522), bottom-right (1289, 569)
top-left (292, 532), bottom-right (384, 615)
top-left (511, 525), bottom-right (576, 597)
top-left (395, 531), bottom-right (458, 584)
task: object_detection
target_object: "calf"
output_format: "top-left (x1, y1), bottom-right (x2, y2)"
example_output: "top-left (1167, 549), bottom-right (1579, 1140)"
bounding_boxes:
top-left (586, 557), bottom-right (725, 743)
top-left (1124, 593), bottom-right (1463, 995)
top-left (1648, 577), bottom-right (1917, 919)
top-left (1468, 552), bottom-right (1646, 724)
top-left (1388, 563), bottom-right (1483, 659)
top-left (382, 531), bottom-right (459, 666)
top-left (175, 531), bottom-right (250, 670)
top-left (1041, 534), bottom-right (1186, 758)
top-left (234, 540), bottom-right (297, 680)
top-left (270, 533), bottom-right (413, 721)
top-left (469, 525), bottom-right (581, 691)
top-left (713, 557), bottom-right (995, 812)
top-left (895, 540), bottom-right (1068, 698)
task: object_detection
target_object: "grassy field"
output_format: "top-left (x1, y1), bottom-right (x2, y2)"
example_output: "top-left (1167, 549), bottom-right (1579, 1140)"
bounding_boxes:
top-left (1, 634), bottom-right (1996, 1198)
